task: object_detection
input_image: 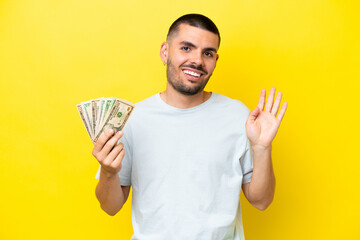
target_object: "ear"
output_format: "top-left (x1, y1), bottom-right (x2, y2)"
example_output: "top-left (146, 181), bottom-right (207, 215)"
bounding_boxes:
top-left (160, 42), bottom-right (168, 64)
top-left (216, 54), bottom-right (219, 62)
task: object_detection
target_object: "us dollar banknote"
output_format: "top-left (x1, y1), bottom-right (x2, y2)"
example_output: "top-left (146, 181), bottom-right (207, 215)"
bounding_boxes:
top-left (76, 97), bottom-right (134, 144)
top-left (76, 104), bottom-right (92, 139)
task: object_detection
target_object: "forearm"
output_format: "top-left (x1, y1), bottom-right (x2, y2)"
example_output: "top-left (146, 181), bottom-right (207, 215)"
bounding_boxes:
top-left (95, 168), bottom-right (126, 216)
top-left (247, 146), bottom-right (275, 210)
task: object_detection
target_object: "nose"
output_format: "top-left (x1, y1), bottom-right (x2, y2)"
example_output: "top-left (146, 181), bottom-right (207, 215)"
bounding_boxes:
top-left (189, 51), bottom-right (204, 67)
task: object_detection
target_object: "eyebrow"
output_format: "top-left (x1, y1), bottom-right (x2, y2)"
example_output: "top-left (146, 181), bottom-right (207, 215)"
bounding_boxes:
top-left (179, 41), bottom-right (217, 53)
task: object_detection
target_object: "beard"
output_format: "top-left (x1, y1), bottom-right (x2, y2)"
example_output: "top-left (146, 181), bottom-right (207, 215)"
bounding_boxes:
top-left (166, 59), bottom-right (211, 96)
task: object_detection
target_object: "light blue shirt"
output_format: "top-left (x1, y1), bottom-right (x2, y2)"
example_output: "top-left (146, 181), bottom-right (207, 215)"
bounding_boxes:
top-left (96, 92), bottom-right (253, 240)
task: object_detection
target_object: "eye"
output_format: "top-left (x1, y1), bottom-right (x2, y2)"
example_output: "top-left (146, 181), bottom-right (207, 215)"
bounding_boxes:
top-left (181, 46), bottom-right (190, 51)
top-left (204, 52), bottom-right (213, 57)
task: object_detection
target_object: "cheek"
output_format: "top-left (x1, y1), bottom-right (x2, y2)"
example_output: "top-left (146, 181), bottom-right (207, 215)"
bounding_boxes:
top-left (177, 57), bottom-right (188, 67)
top-left (171, 51), bottom-right (188, 65)
top-left (206, 60), bottom-right (217, 73)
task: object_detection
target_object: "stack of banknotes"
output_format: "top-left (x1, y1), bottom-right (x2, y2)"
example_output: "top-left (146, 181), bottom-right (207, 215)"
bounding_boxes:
top-left (76, 98), bottom-right (135, 144)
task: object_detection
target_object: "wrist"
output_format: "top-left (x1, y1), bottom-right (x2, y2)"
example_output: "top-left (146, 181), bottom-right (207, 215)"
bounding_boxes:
top-left (251, 144), bottom-right (272, 153)
top-left (100, 167), bottom-right (118, 179)
top-left (251, 144), bottom-right (273, 166)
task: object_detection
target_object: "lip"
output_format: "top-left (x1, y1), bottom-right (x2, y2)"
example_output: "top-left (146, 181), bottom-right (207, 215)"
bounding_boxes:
top-left (181, 68), bottom-right (204, 81)
top-left (181, 67), bottom-right (205, 75)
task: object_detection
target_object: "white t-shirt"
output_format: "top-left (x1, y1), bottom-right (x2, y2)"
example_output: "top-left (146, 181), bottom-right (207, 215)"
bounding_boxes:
top-left (96, 92), bottom-right (253, 240)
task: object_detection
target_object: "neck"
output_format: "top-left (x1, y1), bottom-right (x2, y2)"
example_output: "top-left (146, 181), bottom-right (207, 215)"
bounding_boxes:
top-left (160, 85), bottom-right (211, 109)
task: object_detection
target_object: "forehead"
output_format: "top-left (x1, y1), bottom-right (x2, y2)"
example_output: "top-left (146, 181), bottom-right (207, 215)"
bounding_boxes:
top-left (169, 24), bottom-right (219, 50)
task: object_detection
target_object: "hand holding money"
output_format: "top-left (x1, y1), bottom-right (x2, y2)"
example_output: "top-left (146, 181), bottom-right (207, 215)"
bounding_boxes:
top-left (92, 129), bottom-right (125, 175)
top-left (77, 97), bottom-right (134, 176)
top-left (76, 97), bottom-right (134, 144)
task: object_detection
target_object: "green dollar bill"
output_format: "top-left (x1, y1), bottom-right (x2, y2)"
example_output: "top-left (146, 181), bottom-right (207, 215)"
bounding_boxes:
top-left (91, 99), bottom-right (100, 137)
top-left (76, 104), bottom-right (92, 139)
top-left (100, 98), bottom-right (116, 128)
top-left (81, 101), bottom-right (93, 139)
top-left (95, 98), bottom-right (105, 135)
top-left (93, 99), bottom-right (134, 144)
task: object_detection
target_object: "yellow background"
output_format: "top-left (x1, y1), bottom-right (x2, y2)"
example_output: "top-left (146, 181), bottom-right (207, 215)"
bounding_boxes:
top-left (1, 0), bottom-right (359, 239)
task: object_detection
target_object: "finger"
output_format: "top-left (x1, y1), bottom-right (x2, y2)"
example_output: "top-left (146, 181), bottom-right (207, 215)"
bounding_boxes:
top-left (100, 131), bottom-right (124, 158)
top-left (93, 129), bottom-right (115, 155)
top-left (265, 87), bottom-right (276, 112)
top-left (103, 142), bottom-right (124, 165)
top-left (247, 107), bottom-right (260, 123)
top-left (271, 91), bottom-right (283, 116)
top-left (110, 149), bottom-right (125, 169)
top-left (277, 102), bottom-right (288, 122)
top-left (257, 89), bottom-right (266, 110)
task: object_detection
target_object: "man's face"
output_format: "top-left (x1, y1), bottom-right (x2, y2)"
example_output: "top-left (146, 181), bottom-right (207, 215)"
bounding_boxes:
top-left (162, 24), bottom-right (219, 95)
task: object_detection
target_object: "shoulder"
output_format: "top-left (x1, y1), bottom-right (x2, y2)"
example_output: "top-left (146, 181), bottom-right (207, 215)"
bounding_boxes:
top-left (125, 94), bottom-right (161, 124)
top-left (121, 94), bottom-right (159, 139)
top-left (129, 93), bottom-right (161, 116)
top-left (134, 94), bottom-right (159, 109)
top-left (212, 93), bottom-right (250, 115)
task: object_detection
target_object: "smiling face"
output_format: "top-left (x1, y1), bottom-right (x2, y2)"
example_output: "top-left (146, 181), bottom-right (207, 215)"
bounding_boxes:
top-left (160, 24), bottom-right (219, 96)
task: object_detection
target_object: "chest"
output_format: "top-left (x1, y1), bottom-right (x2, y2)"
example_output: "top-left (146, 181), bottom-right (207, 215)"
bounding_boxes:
top-left (130, 112), bottom-right (246, 181)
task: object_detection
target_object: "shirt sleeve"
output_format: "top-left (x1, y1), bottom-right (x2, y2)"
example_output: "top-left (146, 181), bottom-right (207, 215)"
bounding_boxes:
top-left (95, 125), bottom-right (133, 186)
top-left (240, 137), bottom-right (253, 184)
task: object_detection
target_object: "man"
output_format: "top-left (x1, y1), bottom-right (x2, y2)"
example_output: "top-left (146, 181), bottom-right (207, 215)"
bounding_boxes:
top-left (93, 14), bottom-right (287, 240)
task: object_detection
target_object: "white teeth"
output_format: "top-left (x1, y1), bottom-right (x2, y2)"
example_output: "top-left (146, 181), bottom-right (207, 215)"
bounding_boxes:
top-left (183, 70), bottom-right (201, 77)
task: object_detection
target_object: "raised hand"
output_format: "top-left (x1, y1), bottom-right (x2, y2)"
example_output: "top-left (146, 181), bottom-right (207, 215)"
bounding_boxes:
top-left (246, 87), bottom-right (288, 149)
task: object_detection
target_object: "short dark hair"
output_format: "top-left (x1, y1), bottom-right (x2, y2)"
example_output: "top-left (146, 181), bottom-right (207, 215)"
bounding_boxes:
top-left (167, 14), bottom-right (221, 46)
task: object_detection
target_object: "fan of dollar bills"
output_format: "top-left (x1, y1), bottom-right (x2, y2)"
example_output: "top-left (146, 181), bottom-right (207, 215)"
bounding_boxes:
top-left (76, 98), bottom-right (135, 144)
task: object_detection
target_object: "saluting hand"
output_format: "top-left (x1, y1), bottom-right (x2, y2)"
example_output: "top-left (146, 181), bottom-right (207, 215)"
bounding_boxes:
top-left (246, 87), bottom-right (288, 149)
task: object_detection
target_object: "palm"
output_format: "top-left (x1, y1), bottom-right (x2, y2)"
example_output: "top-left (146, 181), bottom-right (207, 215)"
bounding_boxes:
top-left (246, 87), bottom-right (287, 148)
